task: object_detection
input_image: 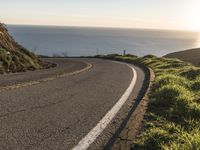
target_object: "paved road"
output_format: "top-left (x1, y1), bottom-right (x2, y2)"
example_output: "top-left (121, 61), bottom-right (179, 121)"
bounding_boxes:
top-left (0, 58), bottom-right (145, 150)
top-left (0, 58), bottom-right (87, 87)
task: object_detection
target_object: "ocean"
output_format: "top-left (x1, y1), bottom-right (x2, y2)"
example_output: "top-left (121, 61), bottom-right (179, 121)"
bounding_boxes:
top-left (7, 25), bottom-right (200, 57)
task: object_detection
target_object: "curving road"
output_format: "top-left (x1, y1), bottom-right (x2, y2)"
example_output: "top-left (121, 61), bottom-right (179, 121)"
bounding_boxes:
top-left (0, 58), bottom-right (145, 150)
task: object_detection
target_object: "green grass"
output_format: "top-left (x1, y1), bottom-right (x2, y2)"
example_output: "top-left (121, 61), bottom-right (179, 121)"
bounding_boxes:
top-left (97, 54), bottom-right (200, 149)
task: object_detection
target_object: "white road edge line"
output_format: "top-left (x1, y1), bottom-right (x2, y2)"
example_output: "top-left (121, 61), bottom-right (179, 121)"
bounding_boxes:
top-left (72, 62), bottom-right (137, 150)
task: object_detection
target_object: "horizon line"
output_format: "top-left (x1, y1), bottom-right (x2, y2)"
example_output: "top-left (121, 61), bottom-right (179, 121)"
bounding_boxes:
top-left (5, 23), bottom-right (200, 32)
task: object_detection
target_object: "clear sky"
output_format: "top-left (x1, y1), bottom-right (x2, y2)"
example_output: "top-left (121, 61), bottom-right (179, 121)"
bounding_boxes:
top-left (1, 0), bottom-right (200, 31)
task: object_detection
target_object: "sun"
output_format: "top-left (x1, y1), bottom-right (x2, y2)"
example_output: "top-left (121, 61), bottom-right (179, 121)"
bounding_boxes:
top-left (184, 1), bottom-right (200, 31)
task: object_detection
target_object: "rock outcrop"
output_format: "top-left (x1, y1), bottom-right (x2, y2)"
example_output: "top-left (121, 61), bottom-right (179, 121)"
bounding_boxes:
top-left (0, 23), bottom-right (41, 73)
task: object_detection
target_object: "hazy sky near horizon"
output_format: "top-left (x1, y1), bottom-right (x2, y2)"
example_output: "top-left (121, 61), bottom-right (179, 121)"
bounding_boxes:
top-left (1, 0), bottom-right (200, 30)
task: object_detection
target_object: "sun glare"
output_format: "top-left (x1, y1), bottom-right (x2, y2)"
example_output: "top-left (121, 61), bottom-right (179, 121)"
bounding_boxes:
top-left (184, 1), bottom-right (200, 31)
top-left (195, 34), bottom-right (200, 47)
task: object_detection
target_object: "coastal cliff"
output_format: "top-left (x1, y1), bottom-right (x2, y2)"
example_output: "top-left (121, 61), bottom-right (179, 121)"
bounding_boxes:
top-left (0, 23), bottom-right (41, 73)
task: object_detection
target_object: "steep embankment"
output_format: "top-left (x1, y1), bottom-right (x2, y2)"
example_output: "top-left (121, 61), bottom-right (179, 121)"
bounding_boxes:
top-left (165, 48), bottom-right (200, 66)
top-left (0, 23), bottom-right (41, 74)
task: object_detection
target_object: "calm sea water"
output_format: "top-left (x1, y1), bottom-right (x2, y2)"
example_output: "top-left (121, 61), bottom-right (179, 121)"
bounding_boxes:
top-left (7, 25), bottom-right (200, 57)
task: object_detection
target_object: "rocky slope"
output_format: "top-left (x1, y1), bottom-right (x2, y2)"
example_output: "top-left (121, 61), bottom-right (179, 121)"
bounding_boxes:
top-left (0, 23), bottom-right (41, 73)
top-left (165, 48), bottom-right (200, 66)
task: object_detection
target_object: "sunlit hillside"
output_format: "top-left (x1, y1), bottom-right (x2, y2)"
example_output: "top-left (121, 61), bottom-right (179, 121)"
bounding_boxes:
top-left (165, 48), bottom-right (200, 66)
top-left (0, 23), bottom-right (41, 73)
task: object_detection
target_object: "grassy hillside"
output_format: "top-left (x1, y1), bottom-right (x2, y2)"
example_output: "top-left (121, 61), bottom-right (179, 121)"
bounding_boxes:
top-left (165, 48), bottom-right (200, 66)
top-left (98, 54), bottom-right (200, 149)
top-left (0, 23), bottom-right (41, 74)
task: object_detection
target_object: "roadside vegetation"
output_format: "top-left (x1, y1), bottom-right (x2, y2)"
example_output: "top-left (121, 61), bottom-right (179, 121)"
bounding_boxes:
top-left (97, 54), bottom-right (200, 149)
top-left (0, 23), bottom-right (41, 74)
top-left (0, 47), bottom-right (41, 73)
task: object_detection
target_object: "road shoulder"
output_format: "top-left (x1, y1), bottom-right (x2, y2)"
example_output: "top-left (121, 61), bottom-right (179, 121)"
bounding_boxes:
top-left (85, 60), bottom-right (151, 149)
top-left (110, 65), bottom-right (154, 150)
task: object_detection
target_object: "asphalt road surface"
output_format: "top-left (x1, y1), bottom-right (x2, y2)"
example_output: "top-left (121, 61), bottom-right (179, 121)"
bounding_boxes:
top-left (0, 58), bottom-right (145, 150)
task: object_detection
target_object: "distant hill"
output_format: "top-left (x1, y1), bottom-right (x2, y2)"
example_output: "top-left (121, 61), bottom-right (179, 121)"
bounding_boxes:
top-left (0, 23), bottom-right (41, 73)
top-left (165, 48), bottom-right (200, 66)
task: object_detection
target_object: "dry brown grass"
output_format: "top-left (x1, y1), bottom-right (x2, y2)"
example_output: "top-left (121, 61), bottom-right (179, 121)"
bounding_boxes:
top-left (165, 48), bottom-right (200, 66)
